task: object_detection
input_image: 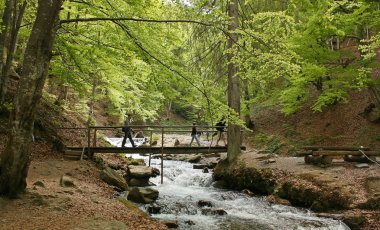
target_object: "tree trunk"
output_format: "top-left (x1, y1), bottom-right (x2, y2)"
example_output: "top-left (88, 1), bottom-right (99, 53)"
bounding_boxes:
top-left (0, 0), bottom-right (27, 103)
top-left (0, 0), bottom-right (63, 198)
top-left (0, 0), bottom-right (14, 94)
top-left (87, 75), bottom-right (97, 126)
top-left (227, 0), bottom-right (241, 162)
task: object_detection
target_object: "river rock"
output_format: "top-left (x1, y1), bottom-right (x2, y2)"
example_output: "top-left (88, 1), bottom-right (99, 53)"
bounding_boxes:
top-left (342, 213), bottom-right (366, 229)
top-left (193, 164), bottom-right (208, 169)
top-left (201, 208), bottom-right (227, 216)
top-left (266, 195), bottom-right (291, 206)
top-left (147, 204), bottom-right (161, 214)
top-left (128, 178), bottom-right (150, 187)
top-left (60, 175), bottom-right (75, 187)
top-left (127, 187), bottom-right (159, 204)
top-left (162, 220), bottom-right (178, 228)
top-left (188, 155), bottom-right (202, 163)
top-left (184, 220), bottom-right (195, 225)
top-left (242, 189), bottom-right (254, 197)
top-left (202, 167), bottom-right (209, 173)
top-left (128, 165), bottom-right (160, 179)
top-left (100, 167), bottom-right (128, 191)
top-left (197, 200), bottom-right (213, 207)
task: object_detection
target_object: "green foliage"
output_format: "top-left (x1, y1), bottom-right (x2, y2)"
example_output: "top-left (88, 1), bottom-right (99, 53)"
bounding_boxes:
top-left (8, 0), bottom-right (380, 130)
top-left (250, 133), bottom-right (281, 153)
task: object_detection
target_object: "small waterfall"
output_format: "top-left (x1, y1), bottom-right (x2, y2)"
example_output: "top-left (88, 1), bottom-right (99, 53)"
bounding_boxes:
top-left (147, 158), bottom-right (349, 230)
top-left (106, 137), bottom-right (349, 230)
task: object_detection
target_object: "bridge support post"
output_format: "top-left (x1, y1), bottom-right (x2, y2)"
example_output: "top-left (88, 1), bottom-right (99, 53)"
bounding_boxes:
top-left (93, 128), bottom-right (97, 147)
top-left (161, 127), bottom-right (164, 184)
top-left (149, 130), bottom-right (152, 167)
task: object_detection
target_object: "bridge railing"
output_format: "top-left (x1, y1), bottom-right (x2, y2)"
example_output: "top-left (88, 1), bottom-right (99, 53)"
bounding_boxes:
top-left (58, 125), bottom-right (232, 184)
top-left (58, 125), bottom-right (228, 150)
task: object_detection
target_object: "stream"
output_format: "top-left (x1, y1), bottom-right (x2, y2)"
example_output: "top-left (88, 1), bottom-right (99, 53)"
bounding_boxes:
top-left (107, 137), bottom-right (349, 230)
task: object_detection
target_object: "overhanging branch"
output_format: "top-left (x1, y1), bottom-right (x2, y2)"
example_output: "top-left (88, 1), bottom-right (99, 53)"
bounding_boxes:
top-left (61, 17), bottom-right (217, 27)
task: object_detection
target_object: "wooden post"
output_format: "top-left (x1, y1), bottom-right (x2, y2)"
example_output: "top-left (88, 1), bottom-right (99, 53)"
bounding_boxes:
top-left (87, 127), bottom-right (91, 159)
top-left (93, 128), bottom-right (97, 147)
top-left (160, 127), bottom-right (164, 183)
top-left (149, 129), bottom-right (152, 166)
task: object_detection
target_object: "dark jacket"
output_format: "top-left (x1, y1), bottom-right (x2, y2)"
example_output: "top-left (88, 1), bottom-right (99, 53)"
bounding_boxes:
top-left (216, 120), bottom-right (226, 132)
top-left (191, 126), bottom-right (197, 136)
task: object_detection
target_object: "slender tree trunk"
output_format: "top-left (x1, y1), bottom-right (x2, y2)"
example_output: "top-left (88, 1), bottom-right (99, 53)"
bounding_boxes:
top-left (227, 0), bottom-right (241, 162)
top-left (87, 75), bottom-right (97, 126)
top-left (0, 0), bottom-right (14, 94)
top-left (0, 0), bottom-right (27, 103)
top-left (0, 0), bottom-right (64, 198)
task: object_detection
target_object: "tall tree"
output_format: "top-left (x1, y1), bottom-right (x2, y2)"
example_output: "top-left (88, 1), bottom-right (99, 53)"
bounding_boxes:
top-left (0, 0), bottom-right (27, 103)
top-left (0, 0), bottom-right (14, 99)
top-left (227, 0), bottom-right (241, 162)
top-left (0, 0), bottom-right (64, 197)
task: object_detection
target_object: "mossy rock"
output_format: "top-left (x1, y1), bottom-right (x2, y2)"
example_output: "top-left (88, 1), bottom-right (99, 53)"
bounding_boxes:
top-left (342, 214), bottom-right (366, 230)
top-left (213, 159), bottom-right (277, 195)
top-left (117, 196), bottom-right (148, 217)
top-left (278, 179), bottom-right (351, 212)
top-left (127, 157), bottom-right (145, 166)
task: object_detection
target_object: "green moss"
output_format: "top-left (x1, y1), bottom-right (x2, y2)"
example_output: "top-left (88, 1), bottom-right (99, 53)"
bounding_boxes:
top-left (250, 133), bottom-right (281, 154)
top-left (127, 157), bottom-right (145, 166)
top-left (213, 160), bottom-right (277, 195)
top-left (117, 196), bottom-right (148, 217)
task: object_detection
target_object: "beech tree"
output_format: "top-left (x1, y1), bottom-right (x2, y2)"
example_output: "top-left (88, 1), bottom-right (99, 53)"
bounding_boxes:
top-left (0, 0), bottom-right (64, 197)
top-left (227, 0), bottom-right (241, 162)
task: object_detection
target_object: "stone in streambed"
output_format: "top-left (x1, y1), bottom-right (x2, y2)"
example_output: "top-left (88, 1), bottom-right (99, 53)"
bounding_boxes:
top-left (127, 187), bottom-right (159, 204)
top-left (197, 200), bottom-right (213, 208)
top-left (147, 204), bottom-right (161, 214)
top-left (128, 165), bottom-right (160, 178)
top-left (162, 220), bottom-right (178, 228)
top-left (201, 208), bottom-right (227, 216)
top-left (100, 167), bottom-right (128, 191)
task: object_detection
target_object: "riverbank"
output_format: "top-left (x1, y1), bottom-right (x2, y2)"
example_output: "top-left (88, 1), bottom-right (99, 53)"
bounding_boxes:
top-left (0, 134), bottom-right (168, 230)
top-left (213, 149), bottom-right (380, 229)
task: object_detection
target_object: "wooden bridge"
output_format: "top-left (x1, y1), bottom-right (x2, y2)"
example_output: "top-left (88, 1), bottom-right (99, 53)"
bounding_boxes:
top-left (59, 125), bottom-right (245, 183)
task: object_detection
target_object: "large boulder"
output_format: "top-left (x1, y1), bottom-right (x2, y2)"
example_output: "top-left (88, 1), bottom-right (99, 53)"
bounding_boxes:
top-left (100, 167), bottom-right (128, 191)
top-left (128, 165), bottom-right (160, 179)
top-left (127, 187), bottom-right (159, 204)
top-left (128, 178), bottom-right (150, 187)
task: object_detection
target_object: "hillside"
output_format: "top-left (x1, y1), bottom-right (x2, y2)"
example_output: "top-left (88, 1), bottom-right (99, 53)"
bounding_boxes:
top-left (249, 89), bottom-right (380, 155)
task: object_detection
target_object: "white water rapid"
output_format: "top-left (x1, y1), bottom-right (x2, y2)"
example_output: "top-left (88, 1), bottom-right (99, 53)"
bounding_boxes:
top-left (106, 137), bottom-right (349, 230)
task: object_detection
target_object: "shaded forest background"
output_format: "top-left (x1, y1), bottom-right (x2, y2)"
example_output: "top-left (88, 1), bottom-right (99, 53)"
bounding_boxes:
top-left (0, 0), bottom-right (380, 196)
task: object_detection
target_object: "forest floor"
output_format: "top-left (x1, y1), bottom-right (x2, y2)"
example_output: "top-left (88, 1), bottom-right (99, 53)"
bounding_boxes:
top-left (0, 134), bottom-right (169, 230)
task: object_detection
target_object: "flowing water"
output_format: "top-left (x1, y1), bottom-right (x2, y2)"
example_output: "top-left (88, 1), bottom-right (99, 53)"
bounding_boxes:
top-left (107, 138), bottom-right (349, 230)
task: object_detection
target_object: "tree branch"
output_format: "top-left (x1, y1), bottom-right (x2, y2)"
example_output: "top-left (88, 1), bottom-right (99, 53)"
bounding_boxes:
top-left (61, 17), bottom-right (217, 27)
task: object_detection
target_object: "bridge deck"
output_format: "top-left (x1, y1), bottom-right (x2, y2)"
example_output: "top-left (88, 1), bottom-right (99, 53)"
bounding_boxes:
top-left (66, 146), bottom-right (246, 155)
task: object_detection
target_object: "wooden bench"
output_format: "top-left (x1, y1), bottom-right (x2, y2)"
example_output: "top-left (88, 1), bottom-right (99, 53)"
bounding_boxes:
top-left (296, 146), bottom-right (380, 165)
